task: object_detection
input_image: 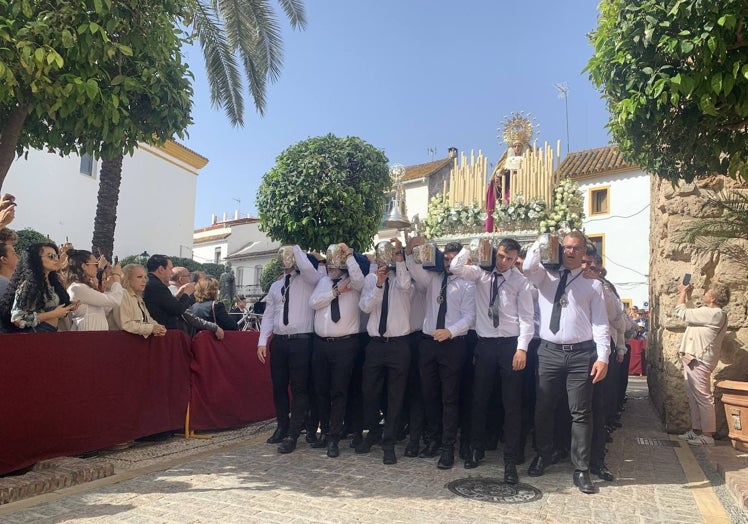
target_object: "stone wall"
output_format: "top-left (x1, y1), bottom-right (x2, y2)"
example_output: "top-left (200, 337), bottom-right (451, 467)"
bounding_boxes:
top-left (648, 175), bottom-right (748, 436)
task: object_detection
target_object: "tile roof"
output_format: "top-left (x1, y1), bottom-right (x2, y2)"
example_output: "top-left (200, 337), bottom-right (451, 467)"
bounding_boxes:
top-left (193, 232), bottom-right (231, 244)
top-left (402, 156), bottom-right (454, 182)
top-left (557, 145), bottom-right (636, 179)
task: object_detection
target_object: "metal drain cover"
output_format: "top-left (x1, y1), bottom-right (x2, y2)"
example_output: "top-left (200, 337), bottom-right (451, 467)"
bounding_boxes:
top-left (636, 437), bottom-right (680, 447)
top-left (447, 477), bottom-right (542, 504)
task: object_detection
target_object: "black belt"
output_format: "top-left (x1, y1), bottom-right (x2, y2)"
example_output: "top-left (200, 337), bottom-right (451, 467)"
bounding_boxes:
top-left (477, 335), bottom-right (518, 341)
top-left (315, 334), bottom-right (355, 343)
top-left (543, 340), bottom-right (595, 352)
top-left (422, 334), bottom-right (465, 340)
top-left (370, 335), bottom-right (409, 343)
top-left (274, 333), bottom-right (312, 340)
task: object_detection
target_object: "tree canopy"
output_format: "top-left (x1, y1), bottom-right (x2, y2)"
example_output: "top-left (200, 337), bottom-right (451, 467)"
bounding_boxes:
top-left (256, 134), bottom-right (391, 252)
top-left (0, 0), bottom-right (194, 190)
top-left (587, 0), bottom-right (748, 183)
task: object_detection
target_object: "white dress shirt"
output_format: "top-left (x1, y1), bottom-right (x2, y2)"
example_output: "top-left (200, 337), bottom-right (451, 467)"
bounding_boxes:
top-left (359, 261), bottom-right (413, 338)
top-left (406, 254), bottom-right (475, 338)
top-left (259, 245), bottom-right (322, 346)
top-left (449, 248), bottom-right (534, 350)
top-left (311, 255), bottom-right (365, 337)
top-left (522, 241), bottom-right (610, 363)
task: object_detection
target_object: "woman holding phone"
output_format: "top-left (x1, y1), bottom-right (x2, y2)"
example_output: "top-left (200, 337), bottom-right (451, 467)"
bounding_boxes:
top-left (65, 249), bottom-right (123, 331)
top-left (675, 280), bottom-right (731, 446)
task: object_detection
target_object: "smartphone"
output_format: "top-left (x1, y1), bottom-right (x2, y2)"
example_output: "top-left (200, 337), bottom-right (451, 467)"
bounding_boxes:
top-left (682, 273), bottom-right (691, 285)
top-left (113, 255), bottom-right (119, 266)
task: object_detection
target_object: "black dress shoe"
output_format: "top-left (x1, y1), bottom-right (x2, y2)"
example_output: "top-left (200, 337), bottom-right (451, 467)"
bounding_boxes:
top-left (355, 431), bottom-right (381, 454)
top-left (311, 435), bottom-right (328, 449)
top-left (590, 461), bottom-right (615, 481)
top-left (573, 469), bottom-right (598, 494)
top-left (551, 448), bottom-right (568, 464)
top-left (349, 432), bottom-right (363, 448)
top-left (327, 440), bottom-right (340, 458)
top-left (404, 440), bottom-right (420, 457)
top-left (464, 448), bottom-right (484, 469)
top-left (266, 427), bottom-right (288, 444)
top-left (437, 447), bottom-right (454, 469)
top-left (305, 431), bottom-right (318, 445)
top-left (419, 440), bottom-right (441, 458)
top-left (278, 437), bottom-right (297, 454)
top-left (504, 462), bottom-right (519, 484)
top-left (383, 448), bottom-right (397, 465)
top-left (528, 455), bottom-right (546, 477)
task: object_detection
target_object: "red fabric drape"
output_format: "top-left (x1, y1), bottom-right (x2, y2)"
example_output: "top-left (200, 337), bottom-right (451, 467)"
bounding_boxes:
top-left (628, 338), bottom-right (647, 375)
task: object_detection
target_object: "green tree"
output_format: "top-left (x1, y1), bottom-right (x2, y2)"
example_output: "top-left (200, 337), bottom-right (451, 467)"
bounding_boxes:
top-left (587, 0), bottom-right (748, 183)
top-left (260, 258), bottom-right (283, 293)
top-left (257, 134), bottom-right (391, 252)
top-left (0, 1), bottom-right (192, 191)
top-left (14, 228), bottom-right (51, 254)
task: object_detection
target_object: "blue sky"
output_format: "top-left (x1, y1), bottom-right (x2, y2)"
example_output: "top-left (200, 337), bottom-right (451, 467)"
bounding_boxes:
top-left (182, 1), bottom-right (611, 228)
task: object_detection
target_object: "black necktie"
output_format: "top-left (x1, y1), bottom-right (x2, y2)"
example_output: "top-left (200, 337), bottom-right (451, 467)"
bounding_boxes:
top-left (490, 272), bottom-right (503, 328)
top-left (331, 278), bottom-right (341, 323)
top-left (436, 272), bottom-right (448, 330)
top-left (378, 277), bottom-right (390, 336)
top-left (550, 269), bottom-right (569, 334)
top-left (282, 274), bottom-right (291, 325)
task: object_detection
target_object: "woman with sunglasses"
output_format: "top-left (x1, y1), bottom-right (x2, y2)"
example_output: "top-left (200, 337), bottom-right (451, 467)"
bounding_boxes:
top-left (0, 243), bottom-right (76, 332)
top-left (65, 249), bottom-right (123, 331)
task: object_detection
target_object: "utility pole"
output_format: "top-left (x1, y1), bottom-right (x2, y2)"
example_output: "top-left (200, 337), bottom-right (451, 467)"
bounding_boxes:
top-left (553, 83), bottom-right (570, 154)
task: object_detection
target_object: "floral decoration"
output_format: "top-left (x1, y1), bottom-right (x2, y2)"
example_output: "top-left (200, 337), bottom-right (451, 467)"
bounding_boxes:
top-left (538, 177), bottom-right (585, 234)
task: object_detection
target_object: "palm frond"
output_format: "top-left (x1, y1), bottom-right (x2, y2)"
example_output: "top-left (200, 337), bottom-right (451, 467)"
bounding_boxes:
top-left (276, 0), bottom-right (307, 30)
top-left (192, 1), bottom-right (245, 126)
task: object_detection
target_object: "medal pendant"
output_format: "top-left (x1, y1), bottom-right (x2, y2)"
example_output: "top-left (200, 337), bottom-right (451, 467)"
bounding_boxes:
top-left (437, 295), bottom-right (444, 304)
top-left (559, 293), bottom-right (569, 308)
top-left (487, 307), bottom-right (493, 318)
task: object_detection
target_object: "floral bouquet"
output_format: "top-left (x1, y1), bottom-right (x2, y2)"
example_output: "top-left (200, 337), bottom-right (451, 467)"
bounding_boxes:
top-left (538, 178), bottom-right (585, 234)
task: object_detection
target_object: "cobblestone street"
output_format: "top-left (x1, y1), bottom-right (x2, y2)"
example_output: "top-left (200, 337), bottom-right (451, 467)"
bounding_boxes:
top-left (1, 378), bottom-right (744, 523)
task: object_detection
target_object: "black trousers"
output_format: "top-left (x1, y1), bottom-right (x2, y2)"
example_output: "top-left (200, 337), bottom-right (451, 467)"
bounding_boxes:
top-left (406, 331), bottom-right (425, 444)
top-left (342, 335), bottom-right (367, 436)
top-left (362, 338), bottom-right (410, 448)
top-left (470, 337), bottom-right (523, 461)
top-left (269, 336), bottom-right (312, 439)
top-left (459, 330), bottom-right (477, 449)
top-left (420, 336), bottom-right (466, 448)
top-left (534, 341), bottom-right (597, 471)
top-left (312, 337), bottom-right (358, 441)
top-left (618, 345), bottom-right (632, 411)
top-left (520, 338), bottom-right (541, 449)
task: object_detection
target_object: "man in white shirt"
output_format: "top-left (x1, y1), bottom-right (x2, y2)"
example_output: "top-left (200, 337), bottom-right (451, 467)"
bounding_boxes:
top-left (356, 239), bottom-right (412, 464)
top-left (407, 239), bottom-right (476, 470)
top-left (523, 231), bottom-right (610, 494)
top-left (310, 243), bottom-right (365, 458)
top-left (168, 267), bottom-right (193, 299)
top-left (450, 238), bottom-right (534, 484)
top-left (258, 245), bottom-right (322, 453)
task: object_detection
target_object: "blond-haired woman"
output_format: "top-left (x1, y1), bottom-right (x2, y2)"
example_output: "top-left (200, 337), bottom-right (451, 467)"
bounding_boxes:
top-left (676, 281), bottom-right (730, 446)
top-left (111, 264), bottom-right (166, 337)
top-left (188, 277), bottom-right (239, 331)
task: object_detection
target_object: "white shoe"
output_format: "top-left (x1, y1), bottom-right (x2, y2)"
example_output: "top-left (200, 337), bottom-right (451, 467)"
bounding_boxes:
top-left (678, 430), bottom-right (698, 441)
top-left (688, 435), bottom-right (715, 446)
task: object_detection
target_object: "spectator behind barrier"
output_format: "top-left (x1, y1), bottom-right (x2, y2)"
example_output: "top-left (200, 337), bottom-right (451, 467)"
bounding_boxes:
top-left (189, 277), bottom-right (239, 331)
top-left (109, 264), bottom-right (166, 338)
top-left (66, 249), bottom-right (123, 331)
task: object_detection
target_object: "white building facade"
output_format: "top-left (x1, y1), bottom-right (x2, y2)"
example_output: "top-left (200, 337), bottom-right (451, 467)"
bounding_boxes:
top-left (4, 141), bottom-right (206, 259)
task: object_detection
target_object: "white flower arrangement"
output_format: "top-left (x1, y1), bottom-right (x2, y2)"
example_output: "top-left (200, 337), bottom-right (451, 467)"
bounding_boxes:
top-left (423, 194), bottom-right (484, 239)
top-left (537, 178), bottom-right (585, 234)
top-left (492, 194), bottom-right (547, 231)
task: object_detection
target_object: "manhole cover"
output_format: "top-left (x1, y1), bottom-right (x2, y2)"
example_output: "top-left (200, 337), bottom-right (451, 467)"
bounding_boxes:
top-left (636, 437), bottom-right (680, 447)
top-left (446, 477), bottom-right (542, 504)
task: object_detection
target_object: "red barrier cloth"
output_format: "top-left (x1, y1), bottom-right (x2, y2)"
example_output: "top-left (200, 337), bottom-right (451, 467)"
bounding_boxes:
top-left (629, 338), bottom-right (647, 375)
top-left (189, 330), bottom-right (274, 430)
top-left (0, 330), bottom-right (192, 475)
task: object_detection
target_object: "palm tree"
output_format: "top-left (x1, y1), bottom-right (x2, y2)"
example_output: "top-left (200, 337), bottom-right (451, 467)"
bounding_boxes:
top-left (92, 1), bottom-right (307, 259)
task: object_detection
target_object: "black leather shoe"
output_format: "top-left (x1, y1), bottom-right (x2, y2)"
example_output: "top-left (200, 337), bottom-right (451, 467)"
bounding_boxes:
top-left (464, 448), bottom-right (484, 469)
top-left (419, 440), bottom-right (441, 458)
top-left (437, 448), bottom-right (454, 469)
top-left (573, 469), bottom-right (598, 494)
top-left (383, 448), bottom-right (397, 465)
top-left (327, 440), bottom-right (340, 458)
top-left (504, 462), bottom-right (519, 484)
top-left (404, 440), bottom-right (420, 457)
top-left (311, 435), bottom-right (328, 449)
top-left (305, 431), bottom-right (318, 445)
top-left (266, 427), bottom-right (287, 444)
top-left (590, 461), bottom-right (615, 481)
top-left (355, 431), bottom-right (381, 454)
top-left (551, 448), bottom-right (568, 464)
top-left (349, 432), bottom-right (363, 448)
top-left (277, 437), bottom-right (297, 454)
top-left (528, 455), bottom-right (546, 477)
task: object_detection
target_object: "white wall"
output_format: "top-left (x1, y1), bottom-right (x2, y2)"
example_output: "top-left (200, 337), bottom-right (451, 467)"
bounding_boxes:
top-left (5, 144), bottom-right (198, 259)
top-left (579, 169), bottom-right (650, 308)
